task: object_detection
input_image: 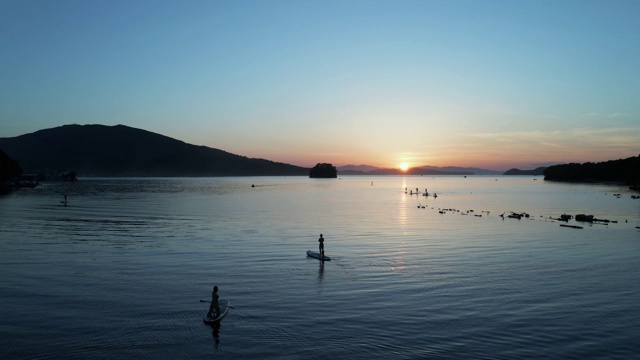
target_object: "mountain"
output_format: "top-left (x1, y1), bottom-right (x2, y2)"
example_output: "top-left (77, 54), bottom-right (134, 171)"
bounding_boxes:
top-left (503, 167), bottom-right (547, 175)
top-left (0, 124), bottom-right (309, 177)
top-left (337, 164), bottom-right (501, 175)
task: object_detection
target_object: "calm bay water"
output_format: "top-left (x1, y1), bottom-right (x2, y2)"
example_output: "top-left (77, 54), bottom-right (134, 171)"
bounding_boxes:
top-left (1, 176), bottom-right (639, 359)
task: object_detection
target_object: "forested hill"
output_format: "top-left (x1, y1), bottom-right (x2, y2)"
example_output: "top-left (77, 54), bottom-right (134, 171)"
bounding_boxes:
top-left (503, 167), bottom-right (547, 176)
top-left (543, 155), bottom-right (640, 185)
top-left (0, 124), bottom-right (309, 176)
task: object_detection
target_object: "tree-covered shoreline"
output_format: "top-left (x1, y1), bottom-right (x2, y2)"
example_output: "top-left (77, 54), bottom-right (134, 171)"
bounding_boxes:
top-left (0, 149), bottom-right (22, 182)
top-left (544, 155), bottom-right (640, 187)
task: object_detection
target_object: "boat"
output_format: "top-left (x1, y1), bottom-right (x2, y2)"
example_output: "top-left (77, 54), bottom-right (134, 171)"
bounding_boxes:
top-left (575, 214), bottom-right (594, 222)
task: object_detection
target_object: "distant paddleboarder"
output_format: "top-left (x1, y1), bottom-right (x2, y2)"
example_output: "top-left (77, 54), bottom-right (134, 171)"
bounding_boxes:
top-left (318, 234), bottom-right (325, 257)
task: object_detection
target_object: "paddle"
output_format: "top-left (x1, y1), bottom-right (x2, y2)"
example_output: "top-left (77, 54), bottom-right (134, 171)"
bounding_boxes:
top-left (200, 300), bottom-right (235, 309)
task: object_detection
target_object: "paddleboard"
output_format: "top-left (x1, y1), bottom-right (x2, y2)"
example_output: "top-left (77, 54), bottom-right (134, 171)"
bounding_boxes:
top-left (307, 250), bottom-right (331, 261)
top-left (203, 299), bottom-right (231, 325)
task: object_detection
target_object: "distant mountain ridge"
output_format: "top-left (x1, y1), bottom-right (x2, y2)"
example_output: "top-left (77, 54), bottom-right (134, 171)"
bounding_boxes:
top-left (504, 167), bottom-right (547, 176)
top-left (337, 165), bottom-right (502, 176)
top-left (338, 164), bottom-right (380, 173)
top-left (420, 165), bottom-right (502, 175)
top-left (8, 124), bottom-right (628, 180)
top-left (0, 124), bottom-right (309, 176)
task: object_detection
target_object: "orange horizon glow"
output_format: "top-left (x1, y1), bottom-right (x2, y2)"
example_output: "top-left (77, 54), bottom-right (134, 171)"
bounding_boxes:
top-left (218, 132), bottom-right (639, 172)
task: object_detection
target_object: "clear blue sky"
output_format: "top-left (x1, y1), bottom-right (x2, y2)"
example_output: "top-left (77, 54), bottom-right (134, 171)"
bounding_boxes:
top-left (1, 0), bottom-right (639, 170)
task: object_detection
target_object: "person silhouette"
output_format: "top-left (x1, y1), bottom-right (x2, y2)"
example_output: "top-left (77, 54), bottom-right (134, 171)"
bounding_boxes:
top-left (208, 286), bottom-right (220, 318)
top-left (318, 234), bottom-right (325, 257)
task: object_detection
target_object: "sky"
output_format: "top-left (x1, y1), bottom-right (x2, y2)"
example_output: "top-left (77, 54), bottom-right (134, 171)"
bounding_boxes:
top-left (1, 0), bottom-right (639, 171)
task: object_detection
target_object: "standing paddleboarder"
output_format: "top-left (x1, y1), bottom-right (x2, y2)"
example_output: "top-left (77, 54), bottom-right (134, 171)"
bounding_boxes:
top-left (208, 286), bottom-right (220, 318)
top-left (318, 234), bottom-right (325, 257)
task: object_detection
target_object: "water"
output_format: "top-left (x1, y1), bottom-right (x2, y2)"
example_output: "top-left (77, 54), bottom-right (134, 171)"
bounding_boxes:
top-left (1, 176), bottom-right (639, 359)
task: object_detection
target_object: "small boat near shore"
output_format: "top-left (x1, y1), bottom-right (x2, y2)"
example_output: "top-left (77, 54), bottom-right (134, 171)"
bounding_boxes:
top-left (575, 214), bottom-right (594, 222)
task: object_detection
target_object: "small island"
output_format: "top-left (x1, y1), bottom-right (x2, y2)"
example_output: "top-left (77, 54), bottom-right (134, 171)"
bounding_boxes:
top-left (309, 163), bottom-right (337, 178)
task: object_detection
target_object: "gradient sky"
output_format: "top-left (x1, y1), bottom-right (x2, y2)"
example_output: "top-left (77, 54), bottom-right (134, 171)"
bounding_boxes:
top-left (1, 0), bottom-right (639, 171)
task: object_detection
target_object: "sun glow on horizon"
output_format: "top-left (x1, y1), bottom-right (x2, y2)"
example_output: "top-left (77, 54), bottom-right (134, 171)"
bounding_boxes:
top-left (399, 162), bottom-right (409, 171)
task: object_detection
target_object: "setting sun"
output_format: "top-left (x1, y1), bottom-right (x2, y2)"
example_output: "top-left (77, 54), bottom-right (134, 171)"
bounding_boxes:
top-left (400, 163), bottom-right (409, 171)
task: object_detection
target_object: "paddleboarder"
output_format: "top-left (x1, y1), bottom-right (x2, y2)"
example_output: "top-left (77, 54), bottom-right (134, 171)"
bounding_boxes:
top-left (208, 286), bottom-right (220, 318)
top-left (318, 234), bottom-right (325, 257)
